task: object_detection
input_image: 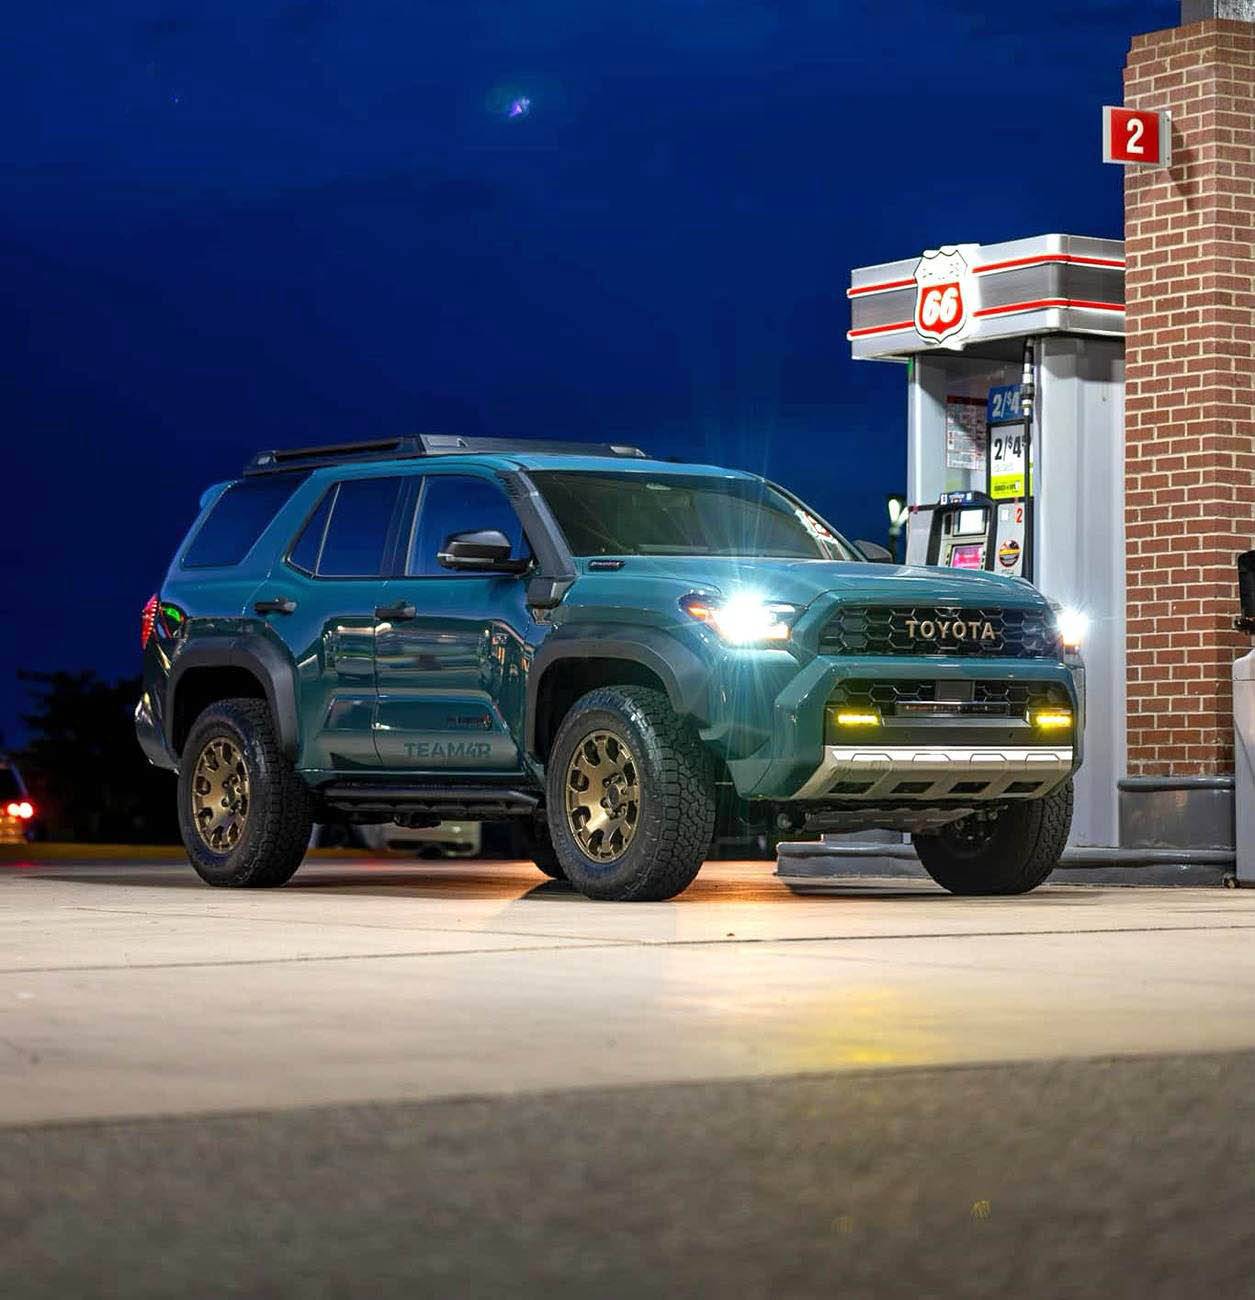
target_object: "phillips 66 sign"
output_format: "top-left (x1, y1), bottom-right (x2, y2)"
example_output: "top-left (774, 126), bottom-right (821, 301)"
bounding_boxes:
top-left (913, 245), bottom-right (978, 348)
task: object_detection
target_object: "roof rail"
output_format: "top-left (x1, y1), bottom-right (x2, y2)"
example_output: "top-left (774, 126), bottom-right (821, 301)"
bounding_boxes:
top-left (244, 434), bottom-right (649, 475)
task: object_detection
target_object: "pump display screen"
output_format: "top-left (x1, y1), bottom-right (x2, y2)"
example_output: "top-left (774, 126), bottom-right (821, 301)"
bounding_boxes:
top-left (949, 543), bottom-right (985, 569)
top-left (956, 509), bottom-right (987, 536)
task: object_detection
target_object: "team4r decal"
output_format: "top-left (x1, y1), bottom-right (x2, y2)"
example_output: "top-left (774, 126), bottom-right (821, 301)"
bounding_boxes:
top-left (913, 245), bottom-right (978, 348)
top-left (403, 741), bottom-right (492, 760)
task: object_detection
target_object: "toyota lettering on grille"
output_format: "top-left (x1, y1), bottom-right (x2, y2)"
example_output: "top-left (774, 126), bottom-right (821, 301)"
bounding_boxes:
top-left (906, 616), bottom-right (998, 644)
top-left (817, 605), bottom-right (1057, 659)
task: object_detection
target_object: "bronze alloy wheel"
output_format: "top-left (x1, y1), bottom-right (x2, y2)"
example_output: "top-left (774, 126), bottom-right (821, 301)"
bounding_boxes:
top-left (191, 736), bottom-right (251, 853)
top-left (564, 729), bottom-right (641, 862)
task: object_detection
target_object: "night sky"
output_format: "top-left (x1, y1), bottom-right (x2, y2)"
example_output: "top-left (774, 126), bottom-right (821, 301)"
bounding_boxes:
top-left (3, 1), bottom-right (1175, 746)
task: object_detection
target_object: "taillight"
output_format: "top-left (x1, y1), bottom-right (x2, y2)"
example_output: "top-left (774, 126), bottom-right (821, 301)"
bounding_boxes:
top-left (5, 802), bottom-right (33, 819)
top-left (141, 594), bottom-right (159, 649)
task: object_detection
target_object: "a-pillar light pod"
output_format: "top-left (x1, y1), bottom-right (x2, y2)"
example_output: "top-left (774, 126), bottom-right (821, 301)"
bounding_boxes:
top-left (1056, 607), bottom-right (1089, 654)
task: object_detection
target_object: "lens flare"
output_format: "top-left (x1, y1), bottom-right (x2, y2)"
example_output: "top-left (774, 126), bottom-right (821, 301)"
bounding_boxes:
top-left (680, 593), bottom-right (797, 644)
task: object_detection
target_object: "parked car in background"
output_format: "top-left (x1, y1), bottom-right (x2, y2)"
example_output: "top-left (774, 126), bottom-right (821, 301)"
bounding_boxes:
top-left (315, 819), bottom-right (481, 857)
top-left (360, 819), bottom-right (480, 856)
top-left (0, 757), bottom-right (36, 845)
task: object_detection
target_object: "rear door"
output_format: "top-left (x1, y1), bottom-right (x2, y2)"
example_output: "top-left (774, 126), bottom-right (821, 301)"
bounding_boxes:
top-left (373, 470), bottom-right (533, 773)
top-left (268, 474), bottom-right (406, 772)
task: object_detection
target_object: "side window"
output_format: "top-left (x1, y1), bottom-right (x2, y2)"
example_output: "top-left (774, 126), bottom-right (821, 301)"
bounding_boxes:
top-left (182, 473), bottom-right (309, 568)
top-left (407, 475), bottom-right (529, 577)
top-left (315, 477), bottom-right (403, 578)
top-left (287, 489), bottom-right (335, 574)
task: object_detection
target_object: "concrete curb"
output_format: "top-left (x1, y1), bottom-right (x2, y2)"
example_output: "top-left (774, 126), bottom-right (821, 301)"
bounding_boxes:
top-left (775, 841), bottom-right (1233, 889)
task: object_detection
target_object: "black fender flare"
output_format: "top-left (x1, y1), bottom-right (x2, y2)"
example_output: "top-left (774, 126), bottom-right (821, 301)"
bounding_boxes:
top-left (165, 634), bottom-right (300, 761)
top-left (525, 625), bottom-right (710, 757)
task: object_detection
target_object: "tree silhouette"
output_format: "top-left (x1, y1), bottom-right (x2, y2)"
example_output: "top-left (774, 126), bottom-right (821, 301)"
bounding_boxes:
top-left (18, 670), bottom-right (178, 843)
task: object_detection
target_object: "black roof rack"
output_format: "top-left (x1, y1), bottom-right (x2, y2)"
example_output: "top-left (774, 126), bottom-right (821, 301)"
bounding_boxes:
top-left (244, 434), bottom-right (649, 476)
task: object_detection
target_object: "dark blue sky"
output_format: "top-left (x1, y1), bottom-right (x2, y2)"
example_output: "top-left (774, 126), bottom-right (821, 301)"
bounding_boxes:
top-left (3, 0), bottom-right (1174, 745)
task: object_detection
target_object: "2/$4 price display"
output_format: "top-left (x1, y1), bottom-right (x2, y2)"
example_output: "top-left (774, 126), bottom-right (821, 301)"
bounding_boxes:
top-left (989, 427), bottom-right (1027, 499)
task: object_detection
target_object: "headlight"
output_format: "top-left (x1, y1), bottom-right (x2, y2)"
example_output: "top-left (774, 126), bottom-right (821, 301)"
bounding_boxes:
top-left (680, 592), bottom-right (799, 644)
top-left (1056, 607), bottom-right (1089, 654)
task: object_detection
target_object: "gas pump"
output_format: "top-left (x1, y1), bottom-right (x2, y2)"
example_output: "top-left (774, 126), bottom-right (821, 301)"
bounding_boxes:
top-left (905, 491), bottom-right (995, 569)
top-left (905, 342), bottom-right (1039, 580)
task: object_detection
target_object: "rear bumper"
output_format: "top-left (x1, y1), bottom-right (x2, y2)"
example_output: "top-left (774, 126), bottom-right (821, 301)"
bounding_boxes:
top-left (135, 690), bottom-right (178, 772)
top-left (793, 744), bottom-right (1074, 801)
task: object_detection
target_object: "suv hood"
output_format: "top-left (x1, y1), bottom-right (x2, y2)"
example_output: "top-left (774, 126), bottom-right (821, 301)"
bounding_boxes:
top-left (598, 556), bottom-right (1047, 611)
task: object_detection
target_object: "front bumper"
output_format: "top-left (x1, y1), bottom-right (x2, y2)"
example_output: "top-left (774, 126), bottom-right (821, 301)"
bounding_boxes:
top-left (793, 744), bottom-right (1074, 801)
top-left (717, 651), bottom-right (1082, 801)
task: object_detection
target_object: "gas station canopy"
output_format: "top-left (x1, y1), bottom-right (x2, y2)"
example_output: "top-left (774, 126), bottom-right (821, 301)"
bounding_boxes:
top-left (848, 234), bottom-right (1125, 362)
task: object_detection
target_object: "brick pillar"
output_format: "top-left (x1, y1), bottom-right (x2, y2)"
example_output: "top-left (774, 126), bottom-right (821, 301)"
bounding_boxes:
top-left (1123, 17), bottom-right (1255, 777)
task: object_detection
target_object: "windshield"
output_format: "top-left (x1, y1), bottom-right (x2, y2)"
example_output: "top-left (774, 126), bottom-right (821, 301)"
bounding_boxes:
top-left (529, 471), bottom-right (857, 560)
top-left (0, 768), bottom-right (22, 801)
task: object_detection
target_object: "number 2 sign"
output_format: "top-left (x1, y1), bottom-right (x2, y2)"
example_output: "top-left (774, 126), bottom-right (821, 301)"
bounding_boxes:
top-left (1103, 106), bottom-right (1171, 168)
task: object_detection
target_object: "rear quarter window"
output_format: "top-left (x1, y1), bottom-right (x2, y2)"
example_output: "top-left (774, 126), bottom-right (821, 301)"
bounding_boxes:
top-left (182, 474), bottom-right (309, 568)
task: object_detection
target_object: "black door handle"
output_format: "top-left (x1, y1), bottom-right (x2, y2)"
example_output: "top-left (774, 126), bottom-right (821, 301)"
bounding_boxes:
top-left (375, 601), bottom-right (416, 621)
top-left (254, 597), bottom-right (297, 615)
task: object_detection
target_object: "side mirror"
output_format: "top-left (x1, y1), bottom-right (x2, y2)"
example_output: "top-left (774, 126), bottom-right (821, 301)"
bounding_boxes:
top-left (855, 540), bottom-right (895, 564)
top-left (438, 529), bottom-right (529, 574)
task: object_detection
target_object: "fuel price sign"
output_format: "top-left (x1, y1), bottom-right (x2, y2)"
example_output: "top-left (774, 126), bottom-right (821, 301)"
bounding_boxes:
top-left (989, 426), bottom-right (1027, 500)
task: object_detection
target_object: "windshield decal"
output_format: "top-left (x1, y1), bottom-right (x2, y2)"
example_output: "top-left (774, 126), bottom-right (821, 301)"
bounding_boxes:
top-left (794, 507), bottom-right (836, 544)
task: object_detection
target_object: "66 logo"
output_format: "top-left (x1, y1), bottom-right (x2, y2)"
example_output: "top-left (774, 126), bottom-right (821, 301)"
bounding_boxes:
top-left (913, 246), bottom-right (977, 347)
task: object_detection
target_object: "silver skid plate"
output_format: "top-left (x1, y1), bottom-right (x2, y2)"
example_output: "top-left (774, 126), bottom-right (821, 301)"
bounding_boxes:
top-left (794, 745), bottom-right (1074, 801)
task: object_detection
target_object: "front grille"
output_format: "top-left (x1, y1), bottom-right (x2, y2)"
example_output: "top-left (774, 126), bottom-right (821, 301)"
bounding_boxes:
top-left (819, 605), bottom-right (1061, 659)
top-left (830, 680), bottom-right (936, 713)
top-left (972, 681), bottom-right (1071, 710)
top-left (830, 679), bottom-right (1070, 718)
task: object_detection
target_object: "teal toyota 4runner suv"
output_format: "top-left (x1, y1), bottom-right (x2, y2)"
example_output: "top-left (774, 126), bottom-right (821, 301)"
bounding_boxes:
top-left (136, 435), bottom-right (1082, 901)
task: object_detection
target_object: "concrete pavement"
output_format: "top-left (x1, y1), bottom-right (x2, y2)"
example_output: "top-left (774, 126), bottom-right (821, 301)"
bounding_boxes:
top-left (4, 857), bottom-right (1255, 1125)
top-left (4, 855), bottom-right (1255, 1295)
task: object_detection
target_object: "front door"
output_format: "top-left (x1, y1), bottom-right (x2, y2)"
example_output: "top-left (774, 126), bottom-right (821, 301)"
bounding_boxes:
top-left (373, 471), bottom-right (533, 774)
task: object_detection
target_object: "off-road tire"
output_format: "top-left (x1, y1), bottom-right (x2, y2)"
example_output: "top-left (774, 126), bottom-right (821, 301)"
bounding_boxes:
top-left (546, 685), bottom-right (716, 901)
top-left (913, 778), bottom-right (1073, 896)
top-left (519, 815), bottom-right (567, 880)
top-left (178, 698), bottom-right (313, 888)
